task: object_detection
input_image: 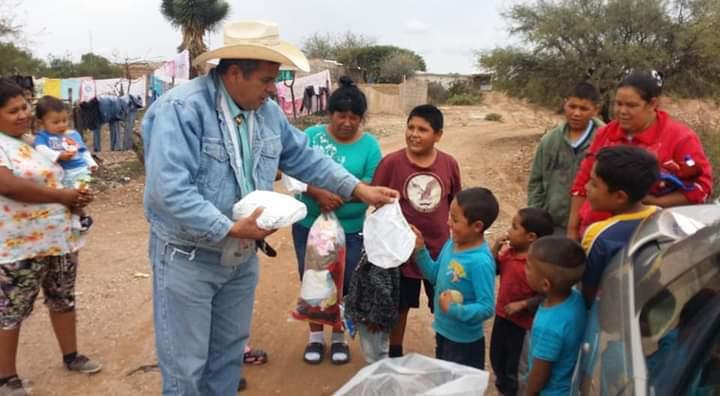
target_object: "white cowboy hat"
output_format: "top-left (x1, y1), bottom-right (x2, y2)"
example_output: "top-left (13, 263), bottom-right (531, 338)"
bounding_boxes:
top-left (193, 20), bottom-right (310, 72)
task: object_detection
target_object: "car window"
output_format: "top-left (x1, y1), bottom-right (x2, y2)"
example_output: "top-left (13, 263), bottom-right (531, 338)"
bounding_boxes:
top-left (683, 335), bottom-right (720, 396)
top-left (642, 254), bottom-right (720, 395)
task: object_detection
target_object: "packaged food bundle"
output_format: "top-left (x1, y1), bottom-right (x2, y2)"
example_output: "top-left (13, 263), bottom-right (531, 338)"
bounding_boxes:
top-left (291, 212), bottom-right (346, 328)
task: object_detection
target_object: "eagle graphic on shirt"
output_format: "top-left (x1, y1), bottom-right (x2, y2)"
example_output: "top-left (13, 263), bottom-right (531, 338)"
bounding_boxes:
top-left (405, 173), bottom-right (442, 213)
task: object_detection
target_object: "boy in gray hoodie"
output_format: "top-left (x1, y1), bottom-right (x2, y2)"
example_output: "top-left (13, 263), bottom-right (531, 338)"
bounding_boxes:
top-left (527, 82), bottom-right (603, 233)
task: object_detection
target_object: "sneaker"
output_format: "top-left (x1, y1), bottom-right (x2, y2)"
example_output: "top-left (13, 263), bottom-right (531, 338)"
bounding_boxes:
top-left (65, 354), bottom-right (103, 374)
top-left (79, 215), bottom-right (94, 232)
top-left (0, 377), bottom-right (27, 396)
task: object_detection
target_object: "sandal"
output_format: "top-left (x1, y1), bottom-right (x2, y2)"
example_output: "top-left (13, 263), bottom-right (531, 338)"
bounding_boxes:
top-left (303, 342), bottom-right (325, 364)
top-left (331, 342), bottom-right (351, 365)
top-left (243, 347), bottom-right (268, 365)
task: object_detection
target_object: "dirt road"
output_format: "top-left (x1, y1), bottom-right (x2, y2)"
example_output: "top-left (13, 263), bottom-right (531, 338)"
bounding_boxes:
top-left (16, 98), bottom-right (558, 395)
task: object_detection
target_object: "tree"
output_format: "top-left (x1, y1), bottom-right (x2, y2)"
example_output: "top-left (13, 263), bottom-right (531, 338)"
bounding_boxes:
top-left (76, 53), bottom-right (123, 79)
top-left (45, 56), bottom-right (76, 78)
top-left (378, 52), bottom-right (423, 83)
top-left (301, 32), bottom-right (428, 82)
top-left (302, 31), bottom-right (376, 59)
top-left (302, 33), bottom-right (337, 59)
top-left (160, 0), bottom-right (230, 77)
top-left (479, 0), bottom-right (720, 112)
top-left (0, 0), bottom-right (20, 41)
top-left (338, 45), bottom-right (426, 83)
top-left (43, 53), bottom-right (122, 79)
top-left (0, 43), bottom-right (45, 76)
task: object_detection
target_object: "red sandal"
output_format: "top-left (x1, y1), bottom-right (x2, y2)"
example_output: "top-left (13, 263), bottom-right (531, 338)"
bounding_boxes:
top-left (243, 347), bottom-right (268, 365)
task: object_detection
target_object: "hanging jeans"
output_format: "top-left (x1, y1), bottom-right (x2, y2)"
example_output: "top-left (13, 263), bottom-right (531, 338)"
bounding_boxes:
top-left (92, 126), bottom-right (102, 152)
top-left (93, 121), bottom-right (122, 152)
top-left (123, 109), bottom-right (138, 150)
top-left (109, 120), bottom-right (122, 151)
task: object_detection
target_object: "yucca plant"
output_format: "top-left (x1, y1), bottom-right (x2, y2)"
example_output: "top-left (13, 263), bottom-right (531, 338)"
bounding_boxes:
top-left (160, 0), bottom-right (230, 78)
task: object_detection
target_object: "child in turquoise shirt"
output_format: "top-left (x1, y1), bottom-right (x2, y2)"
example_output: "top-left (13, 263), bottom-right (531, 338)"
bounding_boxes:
top-left (525, 236), bottom-right (587, 395)
top-left (411, 187), bottom-right (498, 369)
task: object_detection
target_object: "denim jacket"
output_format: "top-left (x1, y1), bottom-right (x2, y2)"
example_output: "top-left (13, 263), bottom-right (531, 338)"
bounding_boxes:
top-left (142, 70), bottom-right (359, 253)
top-left (98, 95), bottom-right (125, 123)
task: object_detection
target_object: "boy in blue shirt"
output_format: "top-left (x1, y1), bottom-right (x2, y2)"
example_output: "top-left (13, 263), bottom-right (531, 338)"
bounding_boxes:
top-left (410, 187), bottom-right (498, 369)
top-left (581, 145), bottom-right (660, 306)
top-left (33, 96), bottom-right (97, 231)
top-left (525, 236), bottom-right (587, 395)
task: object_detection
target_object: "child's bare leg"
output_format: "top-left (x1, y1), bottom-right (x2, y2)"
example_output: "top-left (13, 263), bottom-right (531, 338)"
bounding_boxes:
top-left (389, 309), bottom-right (409, 357)
top-left (49, 310), bottom-right (77, 355)
top-left (309, 322), bottom-right (323, 333)
top-left (0, 328), bottom-right (20, 378)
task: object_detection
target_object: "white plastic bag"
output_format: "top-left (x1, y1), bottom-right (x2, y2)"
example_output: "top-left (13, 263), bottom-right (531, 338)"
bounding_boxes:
top-left (299, 269), bottom-right (337, 307)
top-left (281, 174), bottom-right (308, 194)
top-left (334, 353), bottom-right (489, 396)
top-left (231, 190), bottom-right (307, 230)
top-left (363, 200), bottom-right (416, 269)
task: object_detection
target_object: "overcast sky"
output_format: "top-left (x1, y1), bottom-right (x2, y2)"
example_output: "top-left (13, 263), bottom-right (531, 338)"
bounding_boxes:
top-left (16, 0), bottom-right (515, 74)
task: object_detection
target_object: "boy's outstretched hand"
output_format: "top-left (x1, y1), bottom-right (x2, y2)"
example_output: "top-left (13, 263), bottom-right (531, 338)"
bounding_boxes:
top-left (409, 224), bottom-right (425, 252)
top-left (439, 291), bottom-right (453, 313)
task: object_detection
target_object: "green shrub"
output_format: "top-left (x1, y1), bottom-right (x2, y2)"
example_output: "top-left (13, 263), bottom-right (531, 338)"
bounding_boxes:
top-left (689, 118), bottom-right (720, 200)
top-left (428, 82), bottom-right (449, 105)
top-left (485, 113), bottom-right (503, 122)
top-left (447, 93), bottom-right (482, 106)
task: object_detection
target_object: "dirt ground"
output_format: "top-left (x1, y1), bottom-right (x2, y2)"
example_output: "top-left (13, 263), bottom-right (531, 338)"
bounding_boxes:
top-left (16, 95), bottom-right (563, 395)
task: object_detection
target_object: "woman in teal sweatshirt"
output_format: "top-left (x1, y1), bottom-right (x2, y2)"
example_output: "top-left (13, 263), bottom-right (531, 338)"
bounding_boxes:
top-left (294, 77), bottom-right (382, 365)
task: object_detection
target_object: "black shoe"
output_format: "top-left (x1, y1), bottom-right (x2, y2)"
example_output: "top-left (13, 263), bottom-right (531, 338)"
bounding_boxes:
top-left (79, 215), bottom-right (94, 232)
top-left (237, 378), bottom-right (247, 392)
top-left (330, 342), bottom-right (351, 365)
top-left (303, 342), bottom-right (325, 364)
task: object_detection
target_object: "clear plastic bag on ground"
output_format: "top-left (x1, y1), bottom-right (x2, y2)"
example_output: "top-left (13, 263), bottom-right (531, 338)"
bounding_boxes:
top-left (291, 212), bottom-right (346, 328)
top-left (231, 190), bottom-right (307, 230)
top-left (363, 200), bottom-right (416, 269)
top-left (334, 353), bottom-right (489, 396)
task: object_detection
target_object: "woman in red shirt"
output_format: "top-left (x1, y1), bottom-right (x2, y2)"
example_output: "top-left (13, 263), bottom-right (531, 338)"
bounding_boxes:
top-left (567, 70), bottom-right (713, 240)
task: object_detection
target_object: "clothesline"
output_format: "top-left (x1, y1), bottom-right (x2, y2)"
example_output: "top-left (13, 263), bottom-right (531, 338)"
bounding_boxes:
top-left (36, 50), bottom-right (191, 107)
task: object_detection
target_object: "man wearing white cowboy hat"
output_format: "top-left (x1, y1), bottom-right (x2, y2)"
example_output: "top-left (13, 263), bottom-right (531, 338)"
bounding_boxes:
top-left (142, 20), bottom-right (398, 396)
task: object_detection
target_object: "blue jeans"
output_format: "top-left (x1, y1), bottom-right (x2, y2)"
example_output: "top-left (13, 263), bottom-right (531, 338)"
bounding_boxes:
top-left (436, 333), bottom-right (486, 370)
top-left (123, 110), bottom-right (137, 150)
top-left (292, 223), bottom-right (363, 296)
top-left (109, 120), bottom-right (121, 151)
top-left (92, 121), bottom-right (122, 152)
top-left (92, 126), bottom-right (102, 152)
top-left (149, 233), bottom-right (258, 396)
